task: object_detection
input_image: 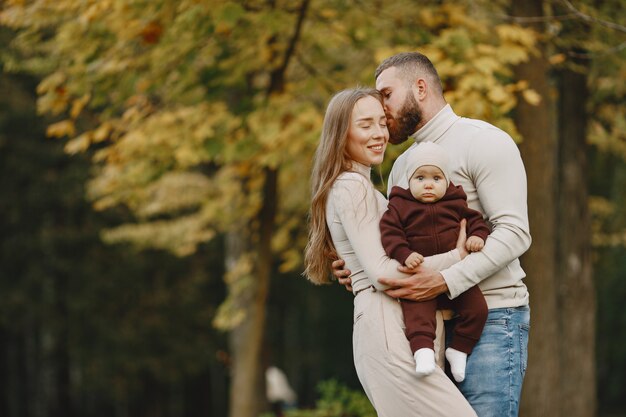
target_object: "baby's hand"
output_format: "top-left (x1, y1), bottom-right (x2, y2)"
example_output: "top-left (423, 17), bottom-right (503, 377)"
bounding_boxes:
top-left (404, 252), bottom-right (424, 269)
top-left (465, 236), bottom-right (485, 252)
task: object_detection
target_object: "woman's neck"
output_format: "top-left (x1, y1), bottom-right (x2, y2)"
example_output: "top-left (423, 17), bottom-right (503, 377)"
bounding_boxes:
top-left (350, 160), bottom-right (372, 178)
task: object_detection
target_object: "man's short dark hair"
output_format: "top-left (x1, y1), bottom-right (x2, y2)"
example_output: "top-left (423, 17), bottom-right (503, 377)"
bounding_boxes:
top-left (375, 52), bottom-right (443, 95)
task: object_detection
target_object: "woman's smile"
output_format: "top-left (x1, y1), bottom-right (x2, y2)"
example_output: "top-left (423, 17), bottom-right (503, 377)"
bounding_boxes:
top-left (346, 96), bottom-right (390, 166)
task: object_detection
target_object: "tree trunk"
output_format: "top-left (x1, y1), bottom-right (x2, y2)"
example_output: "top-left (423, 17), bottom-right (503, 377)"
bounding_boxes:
top-left (226, 230), bottom-right (262, 417)
top-left (52, 274), bottom-right (73, 417)
top-left (556, 58), bottom-right (596, 417)
top-left (227, 1), bottom-right (307, 415)
top-left (227, 168), bottom-right (277, 417)
top-left (513, 1), bottom-right (561, 416)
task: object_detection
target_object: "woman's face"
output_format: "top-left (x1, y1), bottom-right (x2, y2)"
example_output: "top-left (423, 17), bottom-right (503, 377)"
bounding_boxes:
top-left (345, 96), bottom-right (389, 166)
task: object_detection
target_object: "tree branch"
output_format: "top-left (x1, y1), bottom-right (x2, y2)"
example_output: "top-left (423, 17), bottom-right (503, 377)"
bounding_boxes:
top-left (267, 0), bottom-right (310, 94)
top-left (567, 40), bottom-right (626, 59)
top-left (559, 0), bottom-right (626, 33)
top-left (468, 0), bottom-right (626, 33)
top-left (295, 53), bottom-right (336, 95)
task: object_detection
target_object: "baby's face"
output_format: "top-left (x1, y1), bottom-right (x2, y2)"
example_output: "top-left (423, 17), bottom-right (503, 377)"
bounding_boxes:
top-left (409, 165), bottom-right (447, 203)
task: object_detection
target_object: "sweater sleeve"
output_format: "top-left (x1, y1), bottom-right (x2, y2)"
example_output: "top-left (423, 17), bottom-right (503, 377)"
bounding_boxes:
top-left (462, 204), bottom-right (491, 241)
top-left (332, 175), bottom-right (408, 290)
top-left (332, 174), bottom-right (461, 290)
top-left (441, 130), bottom-right (532, 298)
top-left (379, 201), bottom-right (415, 265)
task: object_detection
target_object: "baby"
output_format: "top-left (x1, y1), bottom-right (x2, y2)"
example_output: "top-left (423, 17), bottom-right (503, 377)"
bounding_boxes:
top-left (380, 141), bottom-right (489, 382)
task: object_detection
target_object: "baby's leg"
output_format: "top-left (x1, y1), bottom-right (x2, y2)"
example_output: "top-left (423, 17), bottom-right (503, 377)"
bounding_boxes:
top-left (400, 299), bottom-right (438, 376)
top-left (443, 286), bottom-right (487, 382)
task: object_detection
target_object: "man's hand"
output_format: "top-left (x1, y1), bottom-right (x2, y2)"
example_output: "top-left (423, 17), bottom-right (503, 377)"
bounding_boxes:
top-left (331, 259), bottom-right (352, 292)
top-left (379, 265), bottom-right (448, 301)
top-left (404, 252), bottom-right (424, 269)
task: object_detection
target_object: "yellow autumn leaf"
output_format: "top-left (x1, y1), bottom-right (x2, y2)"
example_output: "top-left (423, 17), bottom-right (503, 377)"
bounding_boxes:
top-left (64, 132), bottom-right (91, 154)
top-left (522, 89), bottom-right (542, 106)
top-left (46, 119), bottom-right (75, 138)
top-left (495, 24), bottom-right (536, 48)
top-left (319, 8), bottom-right (337, 19)
top-left (488, 86), bottom-right (509, 104)
top-left (278, 248), bottom-right (302, 273)
top-left (93, 122), bottom-right (112, 142)
top-left (69, 94), bottom-right (90, 119)
top-left (36, 71), bottom-right (66, 95)
top-left (473, 56), bottom-right (502, 75)
top-left (496, 44), bottom-right (531, 65)
top-left (549, 53), bottom-right (566, 65)
top-left (476, 43), bottom-right (497, 55)
top-left (3, 0), bottom-right (541, 262)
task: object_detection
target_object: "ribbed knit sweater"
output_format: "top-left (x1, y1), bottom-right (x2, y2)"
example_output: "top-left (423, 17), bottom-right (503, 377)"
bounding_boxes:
top-left (326, 162), bottom-right (462, 294)
top-left (387, 105), bottom-right (531, 309)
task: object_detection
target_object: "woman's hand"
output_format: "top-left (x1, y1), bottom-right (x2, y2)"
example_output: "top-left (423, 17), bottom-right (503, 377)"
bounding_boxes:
top-left (331, 259), bottom-right (352, 292)
top-left (456, 219), bottom-right (469, 259)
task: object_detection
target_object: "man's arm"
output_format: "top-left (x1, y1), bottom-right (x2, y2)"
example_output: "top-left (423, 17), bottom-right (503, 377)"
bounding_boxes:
top-left (442, 129), bottom-right (531, 298)
top-left (333, 219), bottom-right (468, 295)
top-left (332, 259), bottom-right (353, 292)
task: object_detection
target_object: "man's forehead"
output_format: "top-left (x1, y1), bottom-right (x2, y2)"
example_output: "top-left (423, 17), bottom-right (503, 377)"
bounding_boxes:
top-left (375, 67), bottom-right (399, 90)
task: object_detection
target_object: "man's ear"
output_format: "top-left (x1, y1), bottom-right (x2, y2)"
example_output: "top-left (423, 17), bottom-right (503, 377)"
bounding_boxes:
top-left (413, 78), bottom-right (427, 100)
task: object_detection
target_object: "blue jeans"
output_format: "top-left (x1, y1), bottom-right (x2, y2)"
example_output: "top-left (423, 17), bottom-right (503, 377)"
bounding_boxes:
top-left (446, 305), bottom-right (530, 417)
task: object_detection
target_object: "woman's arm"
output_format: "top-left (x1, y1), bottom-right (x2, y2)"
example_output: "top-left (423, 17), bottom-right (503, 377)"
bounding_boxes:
top-left (331, 174), bottom-right (466, 290)
top-left (378, 220), bottom-right (469, 301)
top-left (331, 175), bottom-right (408, 290)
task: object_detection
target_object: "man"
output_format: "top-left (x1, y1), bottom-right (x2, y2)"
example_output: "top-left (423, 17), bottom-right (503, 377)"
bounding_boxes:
top-left (333, 52), bottom-right (531, 416)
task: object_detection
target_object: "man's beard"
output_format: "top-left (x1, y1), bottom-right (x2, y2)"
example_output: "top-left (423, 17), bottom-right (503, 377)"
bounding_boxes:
top-left (388, 93), bottom-right (423, 145)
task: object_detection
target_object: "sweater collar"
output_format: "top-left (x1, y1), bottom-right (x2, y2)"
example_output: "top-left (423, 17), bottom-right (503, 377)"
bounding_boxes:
top-left (411, 104), bottom-right (461, 144)
top-left (349, 160), bottom-right (372, 178)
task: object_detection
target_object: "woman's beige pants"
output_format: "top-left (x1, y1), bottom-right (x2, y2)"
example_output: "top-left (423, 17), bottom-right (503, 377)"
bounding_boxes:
top-left (353, 288), bottom-right (477, 417)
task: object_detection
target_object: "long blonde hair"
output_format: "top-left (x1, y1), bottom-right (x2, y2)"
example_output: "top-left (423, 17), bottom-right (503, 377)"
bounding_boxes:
top-left (303, 88), bottom-right (383, 284)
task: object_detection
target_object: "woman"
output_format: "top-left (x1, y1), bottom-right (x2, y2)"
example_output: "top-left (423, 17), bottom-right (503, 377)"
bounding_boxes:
top-left (304, 88), bottom-right (476, 416)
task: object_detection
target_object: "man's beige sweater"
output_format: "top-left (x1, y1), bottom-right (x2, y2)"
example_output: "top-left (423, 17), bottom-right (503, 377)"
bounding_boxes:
top-left (387, 105), bottom-right (531, 309)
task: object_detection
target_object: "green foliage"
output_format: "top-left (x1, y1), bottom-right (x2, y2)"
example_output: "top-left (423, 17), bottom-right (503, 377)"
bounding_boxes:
top-left (0, 0), bottom-right (539, 334)
top-left (589, 147), bottom-right (626, 416)
top-left (549, 0), bottom-right (626, 164)
top-left (2, 0), bottom-right (626, 416)
top-left (277, 380), bottom-right (374, 417)
top-left (0, 65), bottom-right (229, 414)
top-left (562, 0), bottom-right (626, 251)
top-left (0, 0), bottom-right (537, 253)
top-left (550, 0), bottom-right (626, 413)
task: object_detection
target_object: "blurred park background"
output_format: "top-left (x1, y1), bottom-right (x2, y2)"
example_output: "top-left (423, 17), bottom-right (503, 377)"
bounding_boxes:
top-left (0, 0), bottom-right (624, 416)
